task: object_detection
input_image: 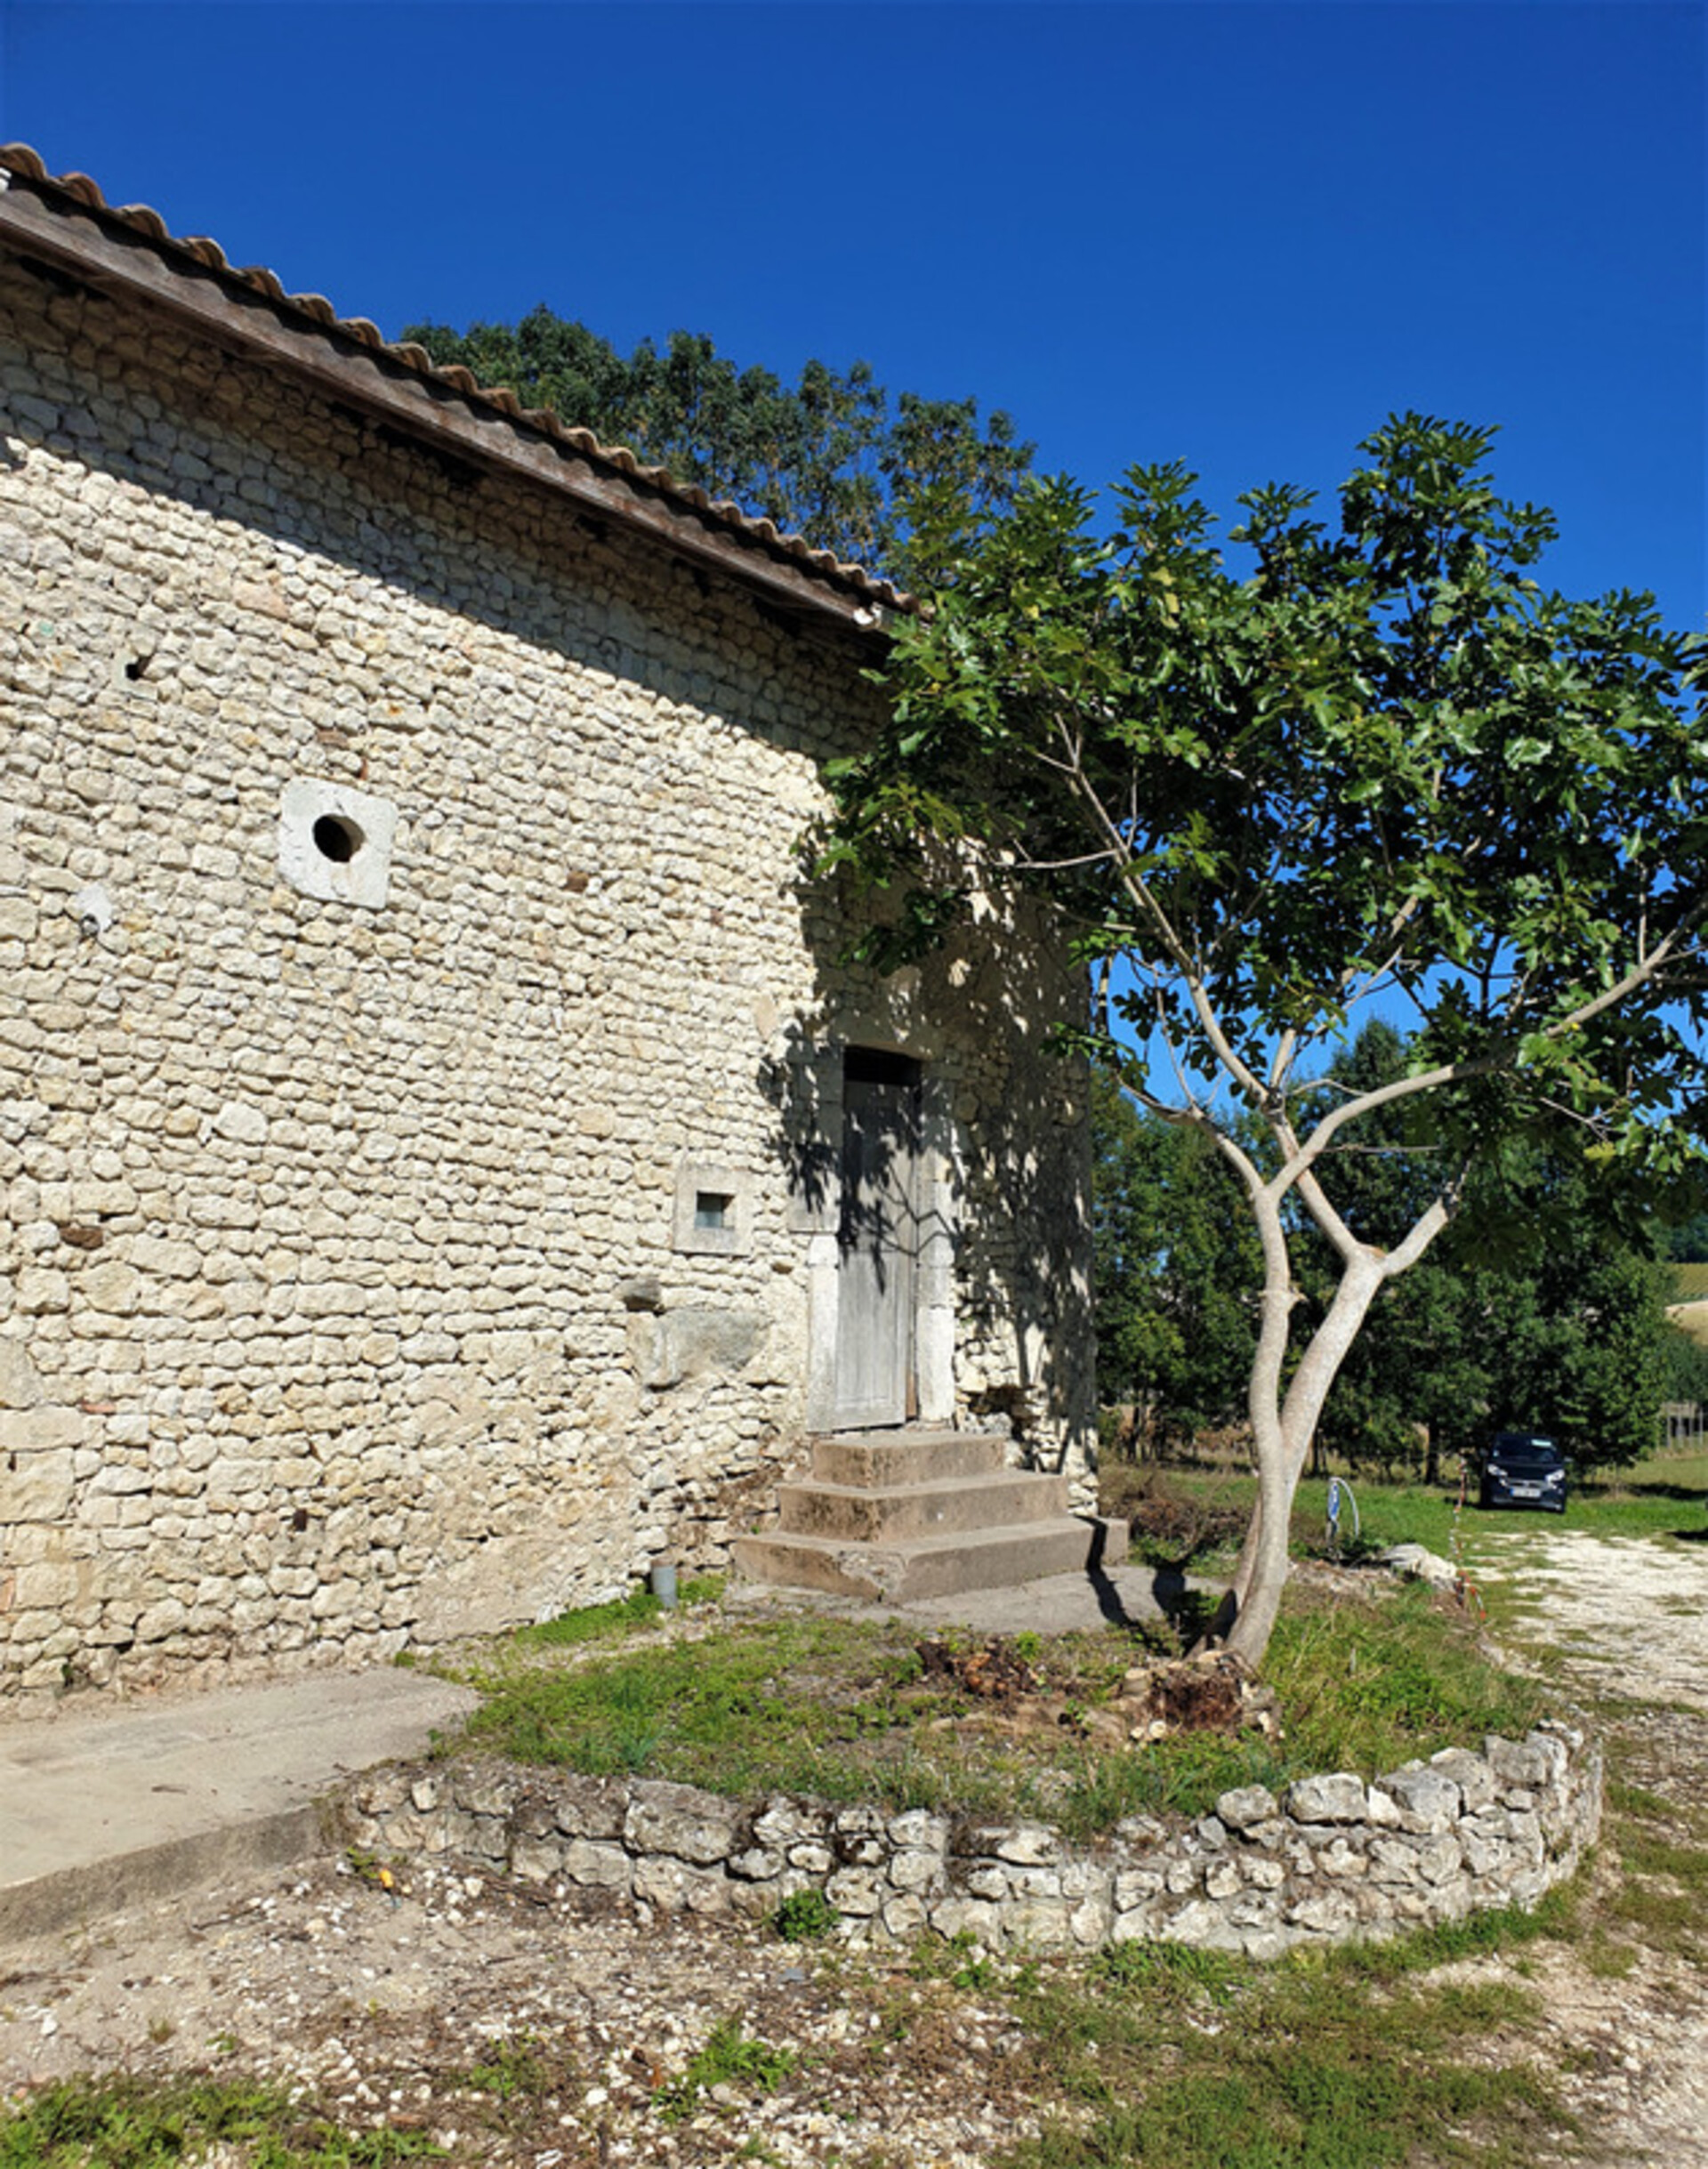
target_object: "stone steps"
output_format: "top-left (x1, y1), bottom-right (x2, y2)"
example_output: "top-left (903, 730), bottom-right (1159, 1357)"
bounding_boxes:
top-left (810, 1429), bottom-right (1008, 1488)
top-left (733, 1517), bottom-right (1120, 1605)
top-left (777, 1469), bottom-right (1069, 1544)
top-left (733, 1426), bottom-right (1125, 1605)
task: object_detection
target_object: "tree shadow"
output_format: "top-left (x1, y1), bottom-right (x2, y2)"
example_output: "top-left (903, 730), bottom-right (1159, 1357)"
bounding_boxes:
top-left (760, 852), bottom-right (1095, 1472)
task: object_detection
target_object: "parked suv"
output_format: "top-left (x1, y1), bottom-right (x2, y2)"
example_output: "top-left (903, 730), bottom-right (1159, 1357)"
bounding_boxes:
top-left (1478, 1431), bottom-right (1567, 1512)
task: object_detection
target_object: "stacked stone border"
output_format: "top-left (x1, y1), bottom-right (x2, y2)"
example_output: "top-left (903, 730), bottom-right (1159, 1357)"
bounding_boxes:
top-left (345, 1720), bottom-right (1599, 1960)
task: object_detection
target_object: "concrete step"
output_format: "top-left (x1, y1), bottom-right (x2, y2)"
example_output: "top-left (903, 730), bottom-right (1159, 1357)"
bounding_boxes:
top-left (777, 1468), bottom-right (1069, 1543)
top-left (0, 1670), bottom-right (478, 1951)
top-left (731, 1516), bottom-right (1127, 1607)
top-left (810, 1430), bottom-right (1010, 1488)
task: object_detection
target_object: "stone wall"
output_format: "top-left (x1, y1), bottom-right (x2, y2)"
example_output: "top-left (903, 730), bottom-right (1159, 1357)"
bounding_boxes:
top-left (0, 248), bottom-right (1094, 1697)
top-left (347, 1720), bottom-right (1601, 1959)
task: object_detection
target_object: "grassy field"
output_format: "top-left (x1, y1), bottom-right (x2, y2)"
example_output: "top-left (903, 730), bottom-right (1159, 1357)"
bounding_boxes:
top-left (1668, 1294), bottom-right (1708, 1346)
top-left (1105, 1443), bottom-right (1708, 1573)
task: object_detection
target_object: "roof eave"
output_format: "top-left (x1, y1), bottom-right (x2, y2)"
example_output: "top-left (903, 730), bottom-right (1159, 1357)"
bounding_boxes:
top-left (0, 157), bottom-right (900, 639)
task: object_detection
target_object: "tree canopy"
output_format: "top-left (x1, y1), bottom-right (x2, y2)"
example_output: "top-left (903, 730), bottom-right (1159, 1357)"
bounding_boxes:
top-left (824, 413), bottom-right (1708, 1665)
top-left (1293, 1023), bottom-right (1671, 1478)
top-left (400, 305), bottom-right (1033, 581)
top-left (1096, 1020), bottom-right (1676, 1481)
top-left (1664, 1207), bottom-right (1708, 1262)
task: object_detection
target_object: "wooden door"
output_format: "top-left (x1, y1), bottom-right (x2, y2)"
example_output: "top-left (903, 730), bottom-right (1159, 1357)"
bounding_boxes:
top-left (834, 1052), bottom-right (922, 1431)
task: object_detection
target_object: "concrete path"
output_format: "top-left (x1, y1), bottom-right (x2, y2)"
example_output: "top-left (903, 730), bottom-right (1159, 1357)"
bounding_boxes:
top-left (0, 1669), bottom-right (477, 1949)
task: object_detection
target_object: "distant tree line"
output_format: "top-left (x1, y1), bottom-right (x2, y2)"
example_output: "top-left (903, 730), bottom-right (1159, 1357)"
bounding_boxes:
top-left (399, 306), bottom-right (1033, 583)
top-left (1665, 1210), bottom-right (1708, 1263)
top-left (1095, 1022), bottom-right (1698, 1477)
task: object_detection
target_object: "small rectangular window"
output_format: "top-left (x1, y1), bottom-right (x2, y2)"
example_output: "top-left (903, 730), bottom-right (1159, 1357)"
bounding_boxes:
top-left (673, 1159), bottom-right (750, 1254)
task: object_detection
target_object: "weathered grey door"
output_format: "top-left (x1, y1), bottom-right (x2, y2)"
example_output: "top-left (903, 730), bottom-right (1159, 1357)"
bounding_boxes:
top-left (834, 1052), bottom-right (922, 1431)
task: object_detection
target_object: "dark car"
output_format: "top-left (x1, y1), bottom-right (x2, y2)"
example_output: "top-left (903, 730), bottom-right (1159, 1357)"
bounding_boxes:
top-left (1478, 1431), bottom-right (1567, 1512)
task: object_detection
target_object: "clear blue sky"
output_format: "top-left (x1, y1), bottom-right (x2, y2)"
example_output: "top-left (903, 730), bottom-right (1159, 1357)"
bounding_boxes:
top-left (1, 0), bottom-right (1702, 625)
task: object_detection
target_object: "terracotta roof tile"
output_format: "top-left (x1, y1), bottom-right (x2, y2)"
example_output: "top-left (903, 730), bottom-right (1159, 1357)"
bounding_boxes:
top-left (0, 143), bottom-right (906, 615)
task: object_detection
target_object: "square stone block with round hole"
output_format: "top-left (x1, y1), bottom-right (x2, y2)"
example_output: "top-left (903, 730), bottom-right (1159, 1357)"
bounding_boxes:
top-left (278, 778), bottom-right (399, 908)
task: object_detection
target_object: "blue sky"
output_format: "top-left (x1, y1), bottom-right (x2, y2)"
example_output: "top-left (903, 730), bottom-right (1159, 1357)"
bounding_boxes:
top-left (1, 0), bottom-right (1702, 625)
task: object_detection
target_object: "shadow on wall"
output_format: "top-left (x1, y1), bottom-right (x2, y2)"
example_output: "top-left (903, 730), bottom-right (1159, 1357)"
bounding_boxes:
top-left (761, 843), bottom-right (1095, 1471)
top-left (0, 264), bottom-right (849, 784)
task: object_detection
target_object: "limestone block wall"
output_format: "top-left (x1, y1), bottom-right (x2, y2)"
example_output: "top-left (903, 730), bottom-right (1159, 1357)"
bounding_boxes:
top-left (0, 253), bottom-right (1094, 1697)
top-left (347, 1720), bottom-right (1601, 1959)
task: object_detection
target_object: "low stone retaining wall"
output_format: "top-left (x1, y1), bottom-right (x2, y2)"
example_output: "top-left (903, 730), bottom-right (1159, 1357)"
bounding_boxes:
top-left (345, 1720), bottom-right (1600, 1961)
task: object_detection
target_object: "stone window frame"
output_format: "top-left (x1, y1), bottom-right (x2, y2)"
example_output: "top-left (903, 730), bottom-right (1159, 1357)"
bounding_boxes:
top-left (672, 1159), bottom-right (753, 1256)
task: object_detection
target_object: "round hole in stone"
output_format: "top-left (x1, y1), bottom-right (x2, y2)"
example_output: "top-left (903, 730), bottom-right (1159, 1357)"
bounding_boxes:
top-left (312, 813), bottom-right (363, 864)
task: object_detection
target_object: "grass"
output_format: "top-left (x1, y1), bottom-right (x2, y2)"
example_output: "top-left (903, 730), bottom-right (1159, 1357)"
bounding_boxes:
top-left (0, 2077), bottom-right (441, 2169)
top-left (1000, 1961), bottom-right (1572, 2169)
top-left (1105, 1446), bottom-right (1708, 1583)
top-left (924, 1883), bottom-right (1586, 2169)
top-left (1258, 1581), bottom-right (1548, 1778)
top-left (452, 1572), bottom-right (1548, 1842)
top-left (505, 1575), bottom-right (725, 1651)
top-left (1598, 1778), bottom-right (1708, 1968)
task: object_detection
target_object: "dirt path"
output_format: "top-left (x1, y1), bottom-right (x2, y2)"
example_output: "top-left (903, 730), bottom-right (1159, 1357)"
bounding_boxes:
top-left (1476, 1526), bottom-right (1708, 1721)
top-left (1469, 1526), bottom-right (1708, 2167)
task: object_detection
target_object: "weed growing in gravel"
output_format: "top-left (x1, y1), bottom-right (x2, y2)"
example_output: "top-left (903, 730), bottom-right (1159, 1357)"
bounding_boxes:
top-left (654, 2022), bottom-right (796, 2124)
top-left (769, 1889), bottom-right (840, 1942)
top-left (455, 2033), bottom-right (556, 2100)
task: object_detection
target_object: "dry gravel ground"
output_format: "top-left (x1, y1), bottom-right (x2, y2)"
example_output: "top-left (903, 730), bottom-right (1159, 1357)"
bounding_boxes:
top-left (1464, 1527), bottom-right (1708, 2169)
top-left (0, 1856), bottom-right (1039, 2165)
top-left (3, 1526), bottom-right (1707, 2167)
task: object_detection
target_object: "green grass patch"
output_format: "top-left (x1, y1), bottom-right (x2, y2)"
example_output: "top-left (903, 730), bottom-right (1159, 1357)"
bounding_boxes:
top-left (770, 1888), bottom-right (840, 1942)
top-left (1607, 1777), bottom-right (1680, 1819)
top-left (1581, 1932), bottom-right (1640, 1979)
top-left (996, 1923), bottom-right (1576, 2169)
top-left (1261, 1580), bottom-right (1550, 1785)
top-left (455, 1572), bottom-right (1549, 1837)
top-left (0, 2076), bottom-right (441, 2169)
top-left (509, 1576), bottom-right (725, 1651)
top-left (452, 2034), bottom-right (559, 2102)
